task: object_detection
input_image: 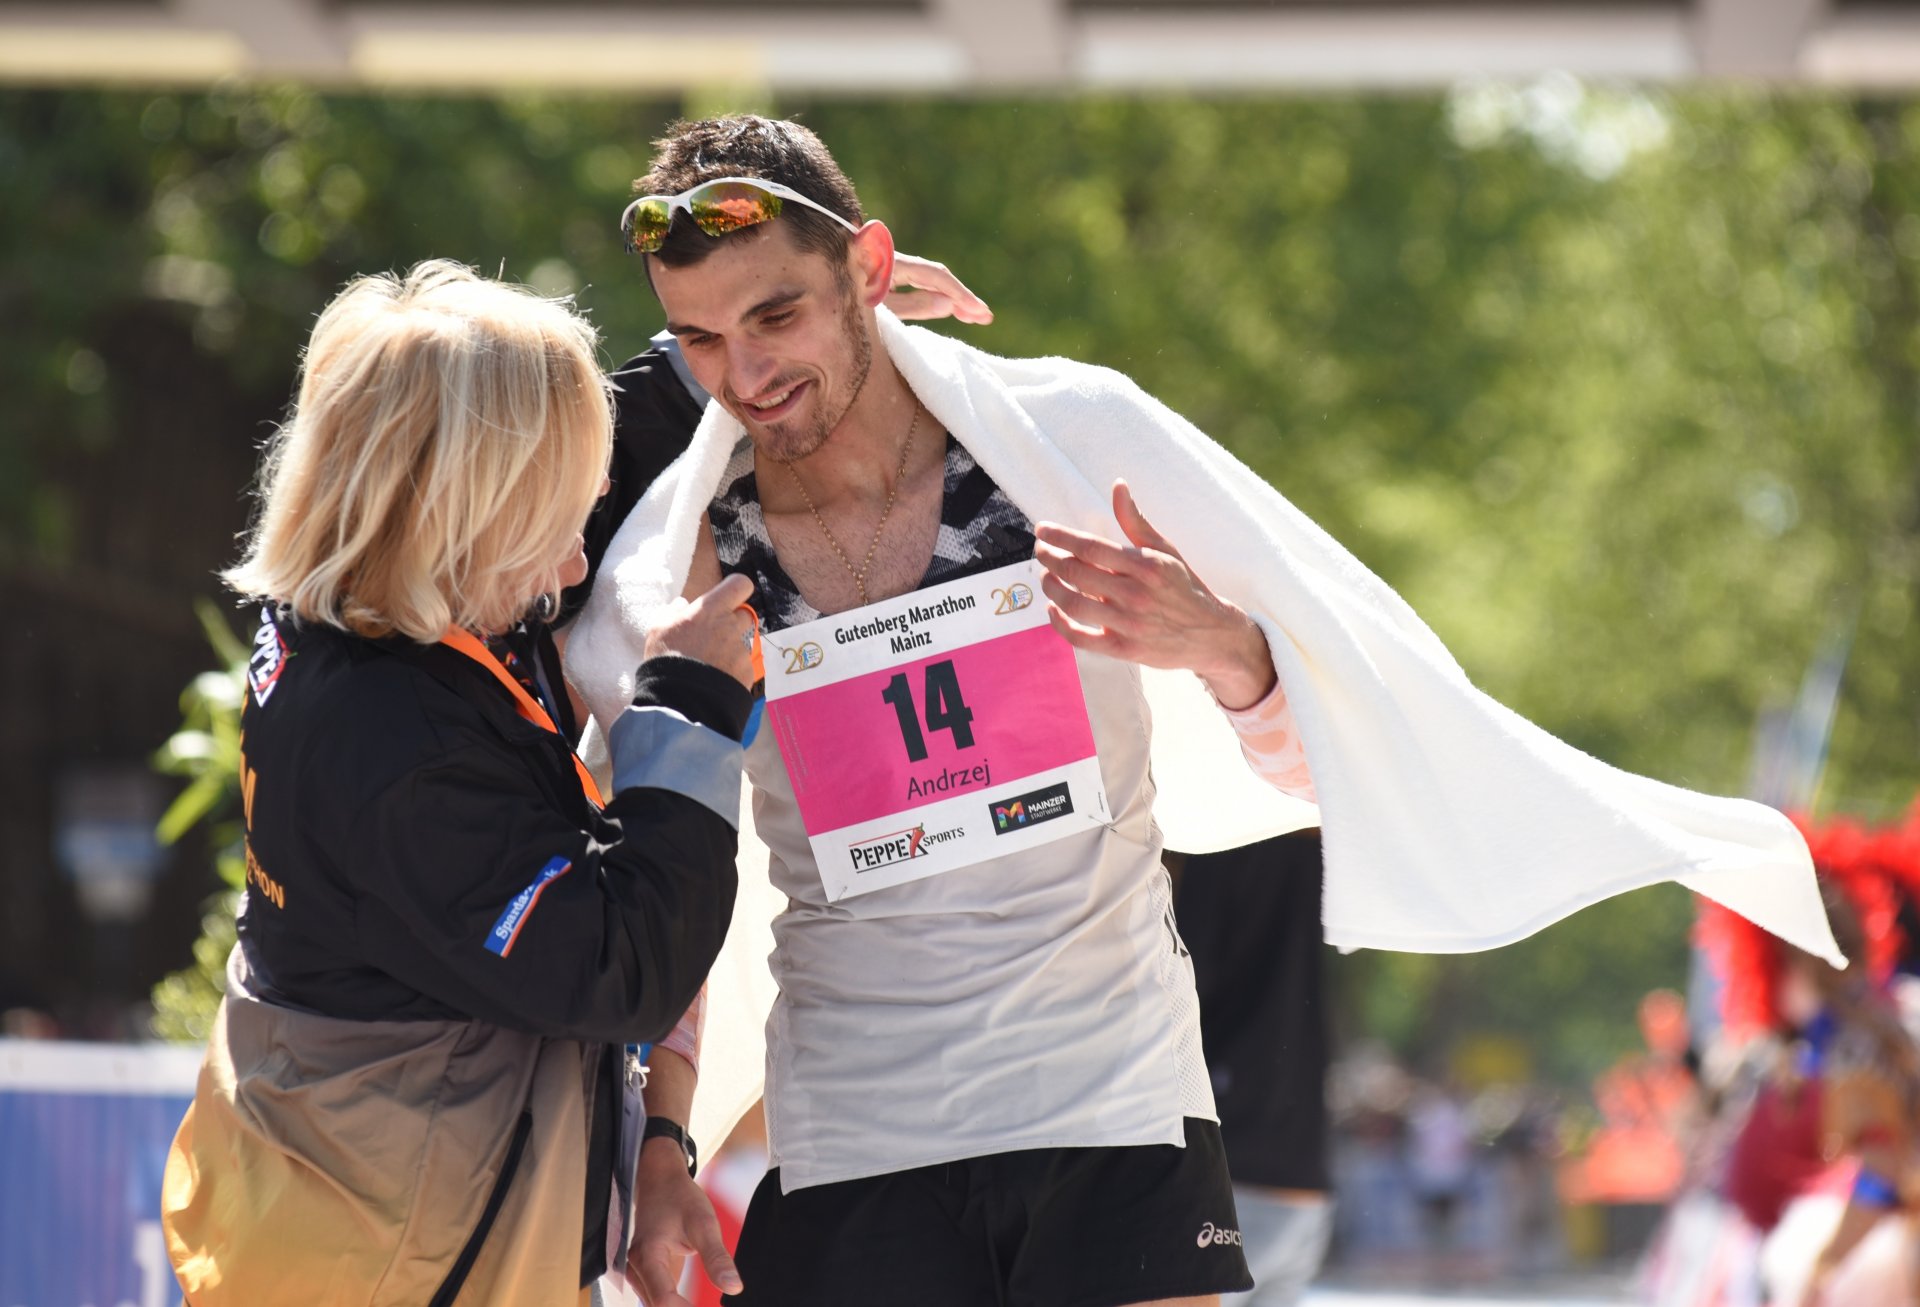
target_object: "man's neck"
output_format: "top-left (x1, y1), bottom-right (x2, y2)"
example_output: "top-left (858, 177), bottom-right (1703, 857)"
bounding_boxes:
top-left (756, 360), bottom-right (925, 513)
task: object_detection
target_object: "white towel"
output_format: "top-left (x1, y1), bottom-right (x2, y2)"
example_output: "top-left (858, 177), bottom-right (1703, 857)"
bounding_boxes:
top-left (568, 309), bottom-right (1841, 1154)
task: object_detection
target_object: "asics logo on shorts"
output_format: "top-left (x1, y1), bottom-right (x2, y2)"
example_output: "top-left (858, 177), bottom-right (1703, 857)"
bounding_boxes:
top-left (1196, 1221), bottom-right (1242, 1248)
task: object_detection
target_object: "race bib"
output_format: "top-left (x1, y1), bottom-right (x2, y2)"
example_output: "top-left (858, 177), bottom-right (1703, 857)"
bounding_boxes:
top-left (762, 559), bottom-right (1111, 900)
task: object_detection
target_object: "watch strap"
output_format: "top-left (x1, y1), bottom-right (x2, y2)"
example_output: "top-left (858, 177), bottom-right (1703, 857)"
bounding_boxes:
top-left (641, 1115), bottom-right (698, 1177)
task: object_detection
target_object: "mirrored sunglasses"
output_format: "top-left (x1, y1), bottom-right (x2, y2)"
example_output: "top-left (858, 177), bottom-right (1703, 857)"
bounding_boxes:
top-left (620, 176), bottom-right (861, 255)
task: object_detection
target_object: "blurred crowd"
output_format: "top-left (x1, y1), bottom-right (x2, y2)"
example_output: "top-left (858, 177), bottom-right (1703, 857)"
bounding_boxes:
top-left (1245, 802), bottom-right (1920, 1305)
top-left (1325, 1058), bottom-right (1573, 1285)
top-left (1637, 804), bottom-right (1920, 1306)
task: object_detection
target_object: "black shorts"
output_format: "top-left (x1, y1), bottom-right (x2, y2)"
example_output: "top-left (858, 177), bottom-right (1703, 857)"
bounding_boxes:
top-left (724, 1117), bottom-right (1253, 1307)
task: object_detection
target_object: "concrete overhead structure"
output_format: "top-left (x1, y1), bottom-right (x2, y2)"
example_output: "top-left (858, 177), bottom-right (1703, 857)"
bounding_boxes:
top-left (0, 0), bottom-right (1917, 90)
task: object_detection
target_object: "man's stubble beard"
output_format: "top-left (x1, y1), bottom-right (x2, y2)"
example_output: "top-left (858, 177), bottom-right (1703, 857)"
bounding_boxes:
top-left (764, 291), bottom-right (873, 466)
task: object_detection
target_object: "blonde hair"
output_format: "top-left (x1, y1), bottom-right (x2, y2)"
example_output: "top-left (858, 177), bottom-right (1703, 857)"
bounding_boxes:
top-left (225, 260), bottom-right (611, 641)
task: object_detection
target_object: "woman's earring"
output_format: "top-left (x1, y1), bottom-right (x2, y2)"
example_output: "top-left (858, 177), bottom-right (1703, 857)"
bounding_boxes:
top-left (533, 593), bottom-right (557, 623)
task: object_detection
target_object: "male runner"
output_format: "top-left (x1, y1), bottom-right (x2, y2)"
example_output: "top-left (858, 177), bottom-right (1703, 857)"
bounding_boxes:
top-left (585, 114), bottom-right (1316, 1307)
top-left (573, 112), bottom-right (1833, 1307)
top-left (561, 256), bottom-right (995, 1307)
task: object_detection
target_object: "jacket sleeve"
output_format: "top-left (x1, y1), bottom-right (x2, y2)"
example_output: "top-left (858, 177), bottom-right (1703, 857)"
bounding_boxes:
top-left (345, 657), bottom-right (751, 1046)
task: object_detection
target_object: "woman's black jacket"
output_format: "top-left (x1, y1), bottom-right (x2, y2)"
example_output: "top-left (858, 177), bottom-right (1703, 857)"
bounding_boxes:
top-left (232, 609), bottom-right (750, 1282)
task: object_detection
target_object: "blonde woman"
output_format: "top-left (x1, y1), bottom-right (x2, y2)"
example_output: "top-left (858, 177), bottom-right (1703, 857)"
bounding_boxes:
top-left (161, 261), bottom-right (756, 1307)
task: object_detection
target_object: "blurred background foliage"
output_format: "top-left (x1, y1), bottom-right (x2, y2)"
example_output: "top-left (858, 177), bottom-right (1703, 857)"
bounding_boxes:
top-left (8, 83), bottom-right (1919, 1083)
top-left (145, 600), bottom-right (248, 1044)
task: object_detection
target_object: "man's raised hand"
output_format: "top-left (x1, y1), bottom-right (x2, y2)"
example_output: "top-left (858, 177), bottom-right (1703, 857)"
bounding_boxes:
top-left (1034, 479), bottom-right (1278, 711)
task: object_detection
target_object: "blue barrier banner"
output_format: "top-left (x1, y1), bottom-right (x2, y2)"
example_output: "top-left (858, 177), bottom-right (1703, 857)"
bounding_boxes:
top-left (0, 1040), bottom-right (200, 1307)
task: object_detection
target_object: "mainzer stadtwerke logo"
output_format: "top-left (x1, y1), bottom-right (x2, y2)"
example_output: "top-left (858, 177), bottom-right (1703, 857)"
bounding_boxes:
top-left (988, 781), bottom-right (1074, 835)
top-left (848, 823), bottom-right (963, 874)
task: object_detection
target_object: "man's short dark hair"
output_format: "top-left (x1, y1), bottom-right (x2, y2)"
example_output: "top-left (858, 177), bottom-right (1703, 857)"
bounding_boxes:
top-left (634, 115), bottom-right (865, 270)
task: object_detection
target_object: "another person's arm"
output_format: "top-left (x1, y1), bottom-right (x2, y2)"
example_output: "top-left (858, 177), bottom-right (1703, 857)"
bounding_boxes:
top-left (883, 253), bottom-right (993, 324)
top-left (612, 527), bottom-right (753, 1305)
top-left (1809, 1059), bottom-right (1910, 1299)
top-left (626, 1044), bottom-right (744, 1307)
top-left (349, 577), bottom-right (757, 1047)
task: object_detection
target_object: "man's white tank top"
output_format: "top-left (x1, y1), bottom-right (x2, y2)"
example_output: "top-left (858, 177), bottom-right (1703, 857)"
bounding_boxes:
top-left (714, 437), bottom-right (1216, 1193)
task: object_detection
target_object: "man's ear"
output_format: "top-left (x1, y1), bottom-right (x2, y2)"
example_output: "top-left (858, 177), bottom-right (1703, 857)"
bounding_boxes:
top-left (848, 220), bottom-right (896, 309)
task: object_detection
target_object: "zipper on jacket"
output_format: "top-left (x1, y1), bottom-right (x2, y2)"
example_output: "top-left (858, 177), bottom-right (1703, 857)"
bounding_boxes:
top-left (428, 1108), bottom-right (534, 1307)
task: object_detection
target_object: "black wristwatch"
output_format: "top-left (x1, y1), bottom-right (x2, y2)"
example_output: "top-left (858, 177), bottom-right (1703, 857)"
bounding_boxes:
top-left (642, 1115), bottom-right (698, 1177)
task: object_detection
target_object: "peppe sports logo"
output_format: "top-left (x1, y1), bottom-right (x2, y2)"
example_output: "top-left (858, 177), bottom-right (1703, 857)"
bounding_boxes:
top-left (848, 823), bottom-right (963, 873)
top-left (485, 856), bottom-right (573, 958)
top-left (988, 781), bottom-right (1074, 835)
top-left (1196, 1221), bottom-right (1243, 1249)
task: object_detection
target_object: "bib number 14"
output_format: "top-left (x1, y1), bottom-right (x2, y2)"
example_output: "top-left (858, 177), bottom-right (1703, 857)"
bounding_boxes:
top-left (879, 659), bottom-right (975, 762)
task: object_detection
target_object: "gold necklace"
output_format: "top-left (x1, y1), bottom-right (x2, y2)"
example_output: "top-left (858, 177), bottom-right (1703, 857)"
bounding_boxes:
top-left (787, 403), bottom-right (921, 608)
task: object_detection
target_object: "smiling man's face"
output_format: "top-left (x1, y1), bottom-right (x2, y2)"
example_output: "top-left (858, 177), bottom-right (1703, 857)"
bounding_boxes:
top-left (653, 223), bottom-right (873, 465)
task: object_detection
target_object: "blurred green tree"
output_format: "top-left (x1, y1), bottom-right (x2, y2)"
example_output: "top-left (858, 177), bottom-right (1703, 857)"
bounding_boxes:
top-left (147, 600), bottom-right (249, 1043)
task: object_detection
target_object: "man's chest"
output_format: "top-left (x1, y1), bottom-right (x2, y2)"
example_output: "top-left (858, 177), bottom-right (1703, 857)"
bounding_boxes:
top-left (762, 481), bottom-right (946, 614)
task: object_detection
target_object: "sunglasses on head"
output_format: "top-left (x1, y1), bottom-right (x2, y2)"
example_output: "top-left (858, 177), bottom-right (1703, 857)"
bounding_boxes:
top-left (620, 176), bottom-right (861, 255)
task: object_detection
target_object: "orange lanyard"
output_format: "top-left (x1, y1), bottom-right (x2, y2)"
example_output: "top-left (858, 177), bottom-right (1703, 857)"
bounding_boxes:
top-left (439, 626), bottom-right (605, 808)
top-left (742, 604), bottom-right (765, 684)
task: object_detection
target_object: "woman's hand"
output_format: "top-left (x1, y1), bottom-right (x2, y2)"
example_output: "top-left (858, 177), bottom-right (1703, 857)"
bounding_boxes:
top-left (645, 573), bottom-right (758, 688)
top-left (1034, 480), bottom-right (1278, 711)
top-left (885, 253), bottom-right (993, 325)
top-left (625, 1140), bottom-right (742, 1307)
